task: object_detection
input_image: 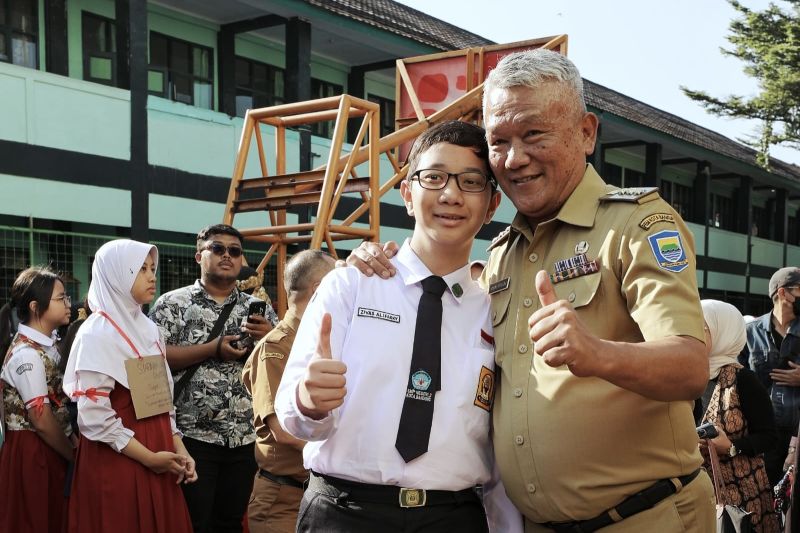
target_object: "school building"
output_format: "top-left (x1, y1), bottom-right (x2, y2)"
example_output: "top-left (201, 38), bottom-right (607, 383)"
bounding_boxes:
top-left (1, 0), bottom-right (798, 314)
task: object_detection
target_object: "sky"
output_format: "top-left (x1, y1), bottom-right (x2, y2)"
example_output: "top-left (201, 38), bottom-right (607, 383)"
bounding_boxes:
top-left (395, 0), bottom-right (800, 165)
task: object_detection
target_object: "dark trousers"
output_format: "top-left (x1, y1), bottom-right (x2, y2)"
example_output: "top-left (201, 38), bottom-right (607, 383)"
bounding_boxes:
top-left (182, 437), bottom-right (257, 533)
top-left (297, 473), bottom-right (488, 533)
top-left (765, 426), bottom-right (794, 486)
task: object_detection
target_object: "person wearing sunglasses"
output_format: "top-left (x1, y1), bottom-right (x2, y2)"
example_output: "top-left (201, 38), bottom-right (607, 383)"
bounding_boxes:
top-left (149, 223), bottom-right (279, 533)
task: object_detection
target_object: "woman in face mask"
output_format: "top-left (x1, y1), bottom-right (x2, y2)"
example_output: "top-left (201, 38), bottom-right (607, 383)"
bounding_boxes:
top-left (697, 299), bottom-right (780, 533)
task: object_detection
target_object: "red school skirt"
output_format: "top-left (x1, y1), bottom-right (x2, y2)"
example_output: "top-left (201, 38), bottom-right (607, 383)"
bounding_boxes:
top-left (66, 384), bottom-right (192, 533)
top-left (0, 428), bottom-right (68, 532)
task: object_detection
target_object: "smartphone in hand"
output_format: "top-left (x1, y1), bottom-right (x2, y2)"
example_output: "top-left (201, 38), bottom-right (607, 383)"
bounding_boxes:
top-left (237, 300), bottom-right (268, 351)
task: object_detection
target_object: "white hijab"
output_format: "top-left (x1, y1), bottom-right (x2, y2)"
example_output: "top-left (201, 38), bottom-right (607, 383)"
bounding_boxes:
top-left (64, 239), bottom-right (164, 395)
top-left (701, 299), bottom-right (746, 380)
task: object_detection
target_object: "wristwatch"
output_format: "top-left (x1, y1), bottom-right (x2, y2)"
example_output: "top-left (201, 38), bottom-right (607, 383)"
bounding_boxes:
top-left (728, 444), bottom-right (739, 457)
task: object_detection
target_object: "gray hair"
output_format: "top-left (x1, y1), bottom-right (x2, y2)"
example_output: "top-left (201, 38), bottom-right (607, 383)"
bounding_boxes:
top-left (483, 49), bottom-right (586, 112)
top-left (284, 249), bottom-right (335, 294)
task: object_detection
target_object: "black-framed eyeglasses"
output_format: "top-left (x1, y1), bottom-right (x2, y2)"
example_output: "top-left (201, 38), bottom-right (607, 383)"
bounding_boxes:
top-left (51, 295), bottom-right (71, 306)
top-left (204, 243), bottom-right (243, 258)
top-left (409, 169), bottom-right (494, 193)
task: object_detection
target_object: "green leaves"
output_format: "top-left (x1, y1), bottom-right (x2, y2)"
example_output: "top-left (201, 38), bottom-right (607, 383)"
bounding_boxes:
top-left (682, 0), bottom-right (800, 169)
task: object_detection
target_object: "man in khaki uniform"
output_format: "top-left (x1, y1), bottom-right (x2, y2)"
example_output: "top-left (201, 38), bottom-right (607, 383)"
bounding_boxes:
top-left (480, 49), bottom-right (715, 532)
top-left (349, 49), bottom-right (715, 532)
top-left (242, 250), bottom-right (335, 532)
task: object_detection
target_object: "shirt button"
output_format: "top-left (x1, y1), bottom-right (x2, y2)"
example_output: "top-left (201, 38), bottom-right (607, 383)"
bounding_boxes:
top-left (528, 253), bottom-right (538, 263)
top-left (523, 297), bottom-right (533, 307)
top-left (568, 292), bottom-right (576, 303)
top-left (513, 388), bottom-right (523, 398)
top-left (518, 344), bottom-right (528, 354)
top-left (515, 435), bottom-right (524, 445)
top-left (527, 483), bottom-right (536, 493)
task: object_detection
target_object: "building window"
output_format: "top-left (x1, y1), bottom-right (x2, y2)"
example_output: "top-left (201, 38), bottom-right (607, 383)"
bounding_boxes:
top-left (82, 12), bottom-right (116, 86)
top-left (234, 56), bottom-right (284, 117)
top-left (310, 78), bottom-right (343, 138)
top-left (752, 206), bottom-right (769, 238)
top-left (367, 94), bottom-right (395, 137)
top-left (604, 163), bottom-right (622, 187)
top-left (711, 194), bottom-right (735, 230)
top-left (0, 0), bottom-right (38, 69)
top-left (623, 168), bottom-right (644, 188)
top-left (660, 180), bottom-right (693, 220)
top-left (789, 216), bottom-right (798, 245)
top-left (148, 32), bottom-right (213, 109)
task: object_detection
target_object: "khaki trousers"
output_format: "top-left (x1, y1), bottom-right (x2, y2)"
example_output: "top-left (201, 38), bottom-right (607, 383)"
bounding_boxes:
top-left (524, 471), bottom-right (716, 533)
top-left (247, 472), bottom-right (304, 533)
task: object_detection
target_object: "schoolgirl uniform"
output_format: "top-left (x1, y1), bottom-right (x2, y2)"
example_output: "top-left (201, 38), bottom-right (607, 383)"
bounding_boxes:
top-left (63, 239), bottom-right (192, 533)
top-left (0, 323), bottom-right (72, 533)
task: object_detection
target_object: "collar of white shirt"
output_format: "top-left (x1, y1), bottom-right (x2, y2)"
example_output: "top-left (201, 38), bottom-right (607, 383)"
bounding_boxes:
top-left (394, 239), bottom-right (474, 304)
top-left (17, 323), bottom-right (57, 347)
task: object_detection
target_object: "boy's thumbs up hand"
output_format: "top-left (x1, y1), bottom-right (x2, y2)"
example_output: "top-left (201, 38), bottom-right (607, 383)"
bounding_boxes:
top-left (527, 271), bottom-right (599, 377)
top-left (298, 313), bottom-right (348, 419)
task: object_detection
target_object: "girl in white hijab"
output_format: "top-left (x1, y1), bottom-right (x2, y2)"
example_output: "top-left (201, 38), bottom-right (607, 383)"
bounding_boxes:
top-left (64, 239), bottom-right (196, 533)
top-left (698, 299), bottom-right (780, 533)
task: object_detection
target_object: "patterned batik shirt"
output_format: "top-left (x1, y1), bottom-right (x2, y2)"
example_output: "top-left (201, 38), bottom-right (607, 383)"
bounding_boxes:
top-left (149, 280), bottom-right (279, 447)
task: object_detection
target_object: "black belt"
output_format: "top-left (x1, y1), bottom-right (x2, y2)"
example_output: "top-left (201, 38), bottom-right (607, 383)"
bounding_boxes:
top-left (258, 468), bottom-right (305, 490)
top-left (541, 468), bottom-right (702, 533)
top-left (308, 471), bottom-right (479, 508)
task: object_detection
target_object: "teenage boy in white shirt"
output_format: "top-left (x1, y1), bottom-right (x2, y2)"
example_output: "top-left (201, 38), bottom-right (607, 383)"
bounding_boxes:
top-left (275, 120), bottom-right (522, 532)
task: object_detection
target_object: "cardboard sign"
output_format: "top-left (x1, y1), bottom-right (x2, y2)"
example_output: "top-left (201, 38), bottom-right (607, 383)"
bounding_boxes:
top-left (125, 355), bottom-right (173, 420)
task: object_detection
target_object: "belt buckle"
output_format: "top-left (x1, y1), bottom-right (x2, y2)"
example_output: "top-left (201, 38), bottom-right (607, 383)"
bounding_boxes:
top-left (398, 488), bottom-right (427, 508)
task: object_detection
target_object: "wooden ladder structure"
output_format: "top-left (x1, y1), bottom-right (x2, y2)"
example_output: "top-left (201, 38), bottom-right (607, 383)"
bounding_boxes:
top-left (222, 35), bottom-right (568, 314)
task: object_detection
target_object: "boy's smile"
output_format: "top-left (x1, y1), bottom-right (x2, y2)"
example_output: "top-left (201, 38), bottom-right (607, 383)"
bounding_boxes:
top-left (401, 143), bottom-right (500, 268)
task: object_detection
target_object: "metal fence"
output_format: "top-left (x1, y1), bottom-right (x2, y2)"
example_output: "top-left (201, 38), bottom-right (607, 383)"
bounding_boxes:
top-left (0, 226), bottom-right (278, 304)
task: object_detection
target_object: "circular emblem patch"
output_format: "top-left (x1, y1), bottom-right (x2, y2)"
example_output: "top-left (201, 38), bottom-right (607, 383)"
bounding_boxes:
top-left (411, 370), bottom-right (432, 391)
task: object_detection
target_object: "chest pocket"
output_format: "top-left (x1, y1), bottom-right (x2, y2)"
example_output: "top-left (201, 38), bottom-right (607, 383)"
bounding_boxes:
top-left (491, 287), bottom-right (513, 328)
top-left (552, 271), bottom-right (601, 309)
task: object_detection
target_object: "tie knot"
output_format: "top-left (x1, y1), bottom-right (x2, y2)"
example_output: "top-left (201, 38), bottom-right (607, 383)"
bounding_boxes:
top-left (421, 276), bottom-right (448, 298)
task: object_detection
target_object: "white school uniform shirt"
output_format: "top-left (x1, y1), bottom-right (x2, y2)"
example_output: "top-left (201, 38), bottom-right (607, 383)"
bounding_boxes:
top-left (1, 324), bottom-right (60, 406)
top-left (275, 240), bottom-right (523, 533)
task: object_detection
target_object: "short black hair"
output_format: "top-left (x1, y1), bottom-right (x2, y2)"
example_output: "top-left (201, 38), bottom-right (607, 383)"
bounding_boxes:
top-left (405, 120), bottom-right (494, 188)
top-left (196, 224), bottom-right (244, 251)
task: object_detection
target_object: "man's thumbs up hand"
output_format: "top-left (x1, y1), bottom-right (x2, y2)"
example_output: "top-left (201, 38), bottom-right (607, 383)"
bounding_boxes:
top-left (298, 313), bottom-right (347, 419)
top-left (528, 271), bottom-right (599, 377)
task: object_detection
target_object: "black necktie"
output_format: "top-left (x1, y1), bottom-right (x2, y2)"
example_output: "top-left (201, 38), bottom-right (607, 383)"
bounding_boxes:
top-left (395, 275), bottom-right (448, 463)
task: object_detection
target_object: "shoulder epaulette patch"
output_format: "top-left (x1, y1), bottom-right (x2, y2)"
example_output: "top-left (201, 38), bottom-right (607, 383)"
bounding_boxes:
top-left (599, 187), bottom-right (659, 203)
top-left (487, 226), bottom-right (512, 252)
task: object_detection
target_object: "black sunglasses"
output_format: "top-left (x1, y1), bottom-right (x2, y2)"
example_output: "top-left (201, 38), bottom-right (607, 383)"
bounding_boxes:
top-left (204, 243), bottom-right (243, 258)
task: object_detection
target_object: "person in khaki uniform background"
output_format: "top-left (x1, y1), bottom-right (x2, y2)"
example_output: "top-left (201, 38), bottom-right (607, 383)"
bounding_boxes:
top-left (348, 48), bottom-right (715, 532)
top-left (242, 250), bottom-right (335, 532)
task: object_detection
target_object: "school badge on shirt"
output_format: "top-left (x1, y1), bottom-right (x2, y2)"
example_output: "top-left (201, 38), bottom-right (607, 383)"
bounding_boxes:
top-left (406, 370), bottom-right (433, 402)
top-left (648, 230), bottom-right (689, 272)
top-left (473, 366), bottom-right (495, 412)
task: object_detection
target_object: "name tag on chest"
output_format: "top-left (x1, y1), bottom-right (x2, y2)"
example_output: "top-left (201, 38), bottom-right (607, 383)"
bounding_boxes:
top-left (125, 355), bottom-right (173, 420)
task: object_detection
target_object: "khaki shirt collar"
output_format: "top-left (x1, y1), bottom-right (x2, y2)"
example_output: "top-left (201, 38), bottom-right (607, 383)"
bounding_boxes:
top-left (281, 308), bottom-right (301, 333)
top-left (509, 164), bottom-right (607, 241)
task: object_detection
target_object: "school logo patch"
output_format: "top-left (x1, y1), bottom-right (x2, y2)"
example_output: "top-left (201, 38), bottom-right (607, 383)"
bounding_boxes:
top-left (648, 230), bottom-right (689, 273)
top-left (474, 366), bottom-right (495, 412)
top-left (15, 363), bottom-right (33, 375)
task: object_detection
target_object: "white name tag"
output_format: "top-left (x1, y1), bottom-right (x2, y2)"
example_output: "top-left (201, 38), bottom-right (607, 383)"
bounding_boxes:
top-left (357, 307), bottom-right (400, 323)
